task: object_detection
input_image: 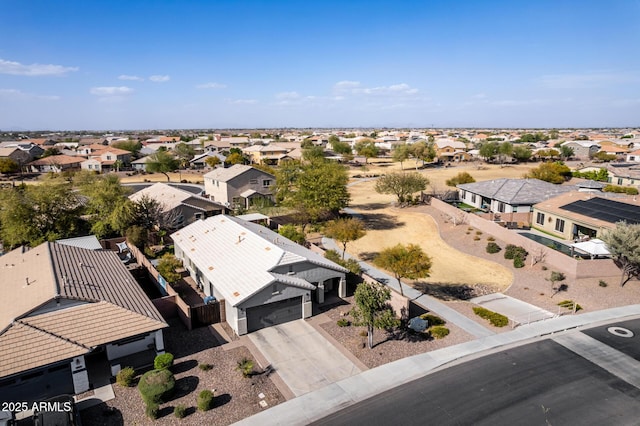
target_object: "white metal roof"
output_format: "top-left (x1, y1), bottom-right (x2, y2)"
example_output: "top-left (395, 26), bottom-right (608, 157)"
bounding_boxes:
top-left (171, 215), bottom-right (347, 306)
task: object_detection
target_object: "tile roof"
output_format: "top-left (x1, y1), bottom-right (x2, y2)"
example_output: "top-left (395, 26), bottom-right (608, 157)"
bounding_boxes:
top-left (457, 178), bottom-right (576, 205)
top-left (28, 155), bottom-right (85, 166)
top-left (129, 183), bottom-right (224, 213)
top-left (171, 215), bottom-right (347, 306)
top-left (203, 164), bottom-right (273, 182)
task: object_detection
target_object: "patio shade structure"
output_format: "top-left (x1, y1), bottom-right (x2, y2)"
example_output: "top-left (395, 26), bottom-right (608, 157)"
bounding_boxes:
top-left (570, 238), bottom-right (611, 259)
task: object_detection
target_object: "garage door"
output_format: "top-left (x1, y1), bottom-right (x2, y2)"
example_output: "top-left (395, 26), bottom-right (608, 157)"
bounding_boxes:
top-left (0, 363), bottom-right (74, 404)
top-left (247, 296), bottom-right (302, 333)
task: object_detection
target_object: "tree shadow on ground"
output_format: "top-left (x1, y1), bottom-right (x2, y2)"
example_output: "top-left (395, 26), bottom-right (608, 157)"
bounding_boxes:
top-left (360, 213), bottom-right (405, 230)
top-left (169, 375), bottom-right (200, 401)
top-left (359, 251), bottom-right (379, 262)
top-left (172, 359), bottom-right (198, 374)
top-left (79, 403), bottom-right (123, 426)
top-left (387, 328), bottom-right (432, 343)
top-left (158, 405), bottom-right (174, 418)
top-left (551, 284), bottom-right (569, 298)
top-left (213, 393), bottom-right (232, 408)
top-left (350, 202), bottom-right (390, 211)
top-left (413, 282), bottom-right (484, 301)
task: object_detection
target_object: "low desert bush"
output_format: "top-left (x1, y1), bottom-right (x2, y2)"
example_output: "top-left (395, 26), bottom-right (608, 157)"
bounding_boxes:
top-left (116, 367), bottom-right (135, 387)
top-left (236, 358), bottom-right (254, 378)
top-left (473, 307), bottom-right (509, 327)
top-left (138, 368), bottom-right (175, 404)
top-left (199, 363), bottom-right (213, 371)
top-left (419, 314), bottom-right (445, 326)
top-left (174, 404), bottom-right (187, 418)
top-left (337, 318), bottom-right (350, 327)
top-left (430, 326), bottom-right (450, 339)
top-left (154, 353), bottom-right (174, 370)
top-left (486, 242), bottom-right (501, 254)
top-left (198, 390), bottom-right (214, 411)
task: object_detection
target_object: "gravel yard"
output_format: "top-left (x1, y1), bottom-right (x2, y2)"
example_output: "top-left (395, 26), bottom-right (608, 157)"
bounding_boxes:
top-left (80, 319), bottom-right (285, 426)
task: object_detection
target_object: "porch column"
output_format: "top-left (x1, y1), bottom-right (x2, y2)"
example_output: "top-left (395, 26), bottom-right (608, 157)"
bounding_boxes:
top-left (317, 281), bottom-right (325, 304)
top-left (237, 308), bottom-right (248, 336)
top-left (338, 275), bottom-right (347, 298)
top-left (154, 330), bottom-right (165, 354)
top-left (71, 356), bottom-right (90, 394)
top-left (303, 292), bottom-right (312, 318)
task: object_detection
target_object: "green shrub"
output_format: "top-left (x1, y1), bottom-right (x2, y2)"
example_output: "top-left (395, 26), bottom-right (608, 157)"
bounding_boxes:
top-left (504, 244), bottom-right (528, 260)
top-left (557, 300), bottom-right (583, 312)
top-left (473, 307), bottom-right (509, 327)
top-left (430, 326), bottom-right (450, 339)
top-left (475, 230), bottom-right (483, 235)
top-left (487, 236), bottom-right (495, 242)
top-left (116, 367), bottom-right (135, 387)
top-left (197, 390), bottom-right (214, 411)
top-left (236, 358), bottom-right (254, 378)
top-left (138, 368), bottom-right (176, 404)
top-left (154, 353), bottom-right (174, 370)
top-left (199, 363), bottom-right (213, 371)
top-left (473, 236), bottom-right (481, 241)
top-left (419, 314), bottom-right (445, 326)
top-left (599, 280), bottom-right (608, 287)
top-left (337, 318), bottom-right (350, 327)
top-left (174, 404), bottom-right (187, 418)
top-left (145, 402), bottom-right (159, 419)
top-left (486, 242), bottom-right (501, 254)
top-left (513, 256), bottom-right (525, 268)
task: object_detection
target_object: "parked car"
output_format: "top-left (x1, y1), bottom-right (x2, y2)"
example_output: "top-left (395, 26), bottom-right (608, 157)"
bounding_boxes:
top-left (33, 395), bottom-right (81, 426)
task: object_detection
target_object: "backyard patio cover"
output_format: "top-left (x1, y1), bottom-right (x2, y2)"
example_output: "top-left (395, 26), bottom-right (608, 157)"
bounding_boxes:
top-left (570, 239), bottom-right (611, 258)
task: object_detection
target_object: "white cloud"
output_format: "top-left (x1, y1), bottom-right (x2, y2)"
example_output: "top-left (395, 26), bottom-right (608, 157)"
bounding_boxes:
top-left (90, 86), bottom-right (134, 96)
top-left (196, 82), bottom-right (227, 89)
top-left (0, 88), bottom-right (60, 100)
top-left (149, 75), bottom-right (170, 83)
top-left (0, 58), bottom-right (78, 76)
top-left (333, 80), bottom-right (419, 97)
top-left (118, 74), bottom-right (144, 81)
top-left (333, 80), bottom-right (361, 90)
top-left (538, 71), bottom-right (637, 89)
top-left (230, 99), bottom-right (258, 104)
top-left (276, 91), bottom-right (300, 100)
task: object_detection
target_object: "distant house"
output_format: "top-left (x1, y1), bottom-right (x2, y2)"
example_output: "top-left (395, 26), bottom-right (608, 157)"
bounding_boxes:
top-left (606, 163), bottom-right (640, 188)
top-left (532, 192), bottom-right (640, 240)
top-left (242, 144), bottom-right (290, 165)
top-left (129, 183), bottom-right (227, 229)
top-left (0, 242), bottom-right (167, 403)
top-left (0, 147), bottom-right (31, 169)
top-left (561, 141), bottom-right (600, 159)
top-left (0, 142), bottom-right (45, 160)
top-left (435, 139), bottom-right (468, 161)
top-left (203, 164), bottom-right (275, 209)
top-left (27, 155), bottom-right (84, 173)
top-left (625, 149), bottom-right (640, 163)
top-left (131, 155), bottom-right (152, 171)
top-left (171, 215), bottom-right (348, 335)
top-left (190, 152), bottom-right (226, 169)
top-left (457, 178), bottom-right (575, 216)
top-left (79, 144), bottom-right (132, 172)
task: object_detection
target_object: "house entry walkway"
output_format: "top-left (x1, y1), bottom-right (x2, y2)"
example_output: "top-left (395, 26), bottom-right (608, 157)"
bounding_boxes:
top-left (248, 320), bottom-right (362, 397)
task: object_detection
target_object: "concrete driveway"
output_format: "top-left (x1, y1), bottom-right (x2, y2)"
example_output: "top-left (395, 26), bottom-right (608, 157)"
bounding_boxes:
top-left (471, 293), bottom-right (555, 325)
top-left (248, 320), bottom-right (362, 397)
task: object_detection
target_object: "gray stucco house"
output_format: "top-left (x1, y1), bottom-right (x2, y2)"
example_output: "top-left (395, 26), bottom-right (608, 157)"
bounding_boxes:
top-left (171, 215), bottom-right (348, 335)
top-left (203, 164), bottom-right (275, 209)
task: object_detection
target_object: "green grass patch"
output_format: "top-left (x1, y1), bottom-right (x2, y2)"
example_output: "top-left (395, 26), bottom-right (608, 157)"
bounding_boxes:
top-left (473, 307), bottom-right (509, 327)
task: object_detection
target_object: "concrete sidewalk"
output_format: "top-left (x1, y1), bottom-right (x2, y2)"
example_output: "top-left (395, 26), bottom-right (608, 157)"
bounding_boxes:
top-left (322, 236), bottom-right (495, 338)
top-left (234, 305), bottom-right (640, 426)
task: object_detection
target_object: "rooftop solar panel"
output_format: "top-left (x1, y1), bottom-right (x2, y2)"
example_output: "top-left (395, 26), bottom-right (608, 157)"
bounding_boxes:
top-left (559, 197), bottom-right (640, 224)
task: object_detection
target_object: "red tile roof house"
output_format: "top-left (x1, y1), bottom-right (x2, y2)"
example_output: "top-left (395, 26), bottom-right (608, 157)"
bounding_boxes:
top-left (27, 155), bottom-right (84, 173)
top-left (0, 242), bottom-right (167, 404)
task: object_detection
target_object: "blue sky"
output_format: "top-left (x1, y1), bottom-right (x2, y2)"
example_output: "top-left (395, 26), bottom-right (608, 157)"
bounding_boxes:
top-left (1, 0), bottom-right (639, 130)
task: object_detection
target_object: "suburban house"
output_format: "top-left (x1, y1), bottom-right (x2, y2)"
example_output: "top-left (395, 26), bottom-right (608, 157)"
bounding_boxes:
top-left (128, 183), bottom-right (227, 229)
top-left (625, 149), bottom-right (640, 163)
top-left (190, 152), bottom-right (226, 169)
top-left (0, 242), bottom-right (168, 403)
top-left (561, 141), bottom-right (601, 159)
top-left (531, 192), bottom-right (640, 240)
top-left (171, 215), bottom-right (348, 335)
top-left (27, 155), bottom-right (84, 173)
top-left (0, 147), bottom-right (31, 169)
top-left (203, 164), bottom-right (275, 209)
top-left (79, 144), bottom-right (132, 173)
top-left (0, 142), bottom-right (45, 161)
top-left (242, 144), bottom-right (290, 165)
top-left (434, 139), bottom-right (469, 162)
top-left (131, 155), bottom-right (152, 171)
top-left (606, 163), bottom-right (640, 188)
top-left (457, 178), bottom-right (575, 222)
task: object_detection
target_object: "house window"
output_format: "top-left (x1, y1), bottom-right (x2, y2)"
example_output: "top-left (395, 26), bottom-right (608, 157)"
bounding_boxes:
top-left (461, 190), bottom-right (466, 199)
top-left (498, 202), bottom-right (505, 213)
top-left (471, 194), bottom-right (477, 203)
top-left (536, 212), bottom-right (545, 225)
top-left (194, 213), bottom-right (203, 220)
top-left (106, 155), bottom-right (112, 160)
top-left (618, 178), bottom-right (623, 185)
top-left (555, 218), bottom-right (565, 233)
top-left (249, 179), bottom-right (258, 185)
top-left (263, 179), bottom-right (272, 187)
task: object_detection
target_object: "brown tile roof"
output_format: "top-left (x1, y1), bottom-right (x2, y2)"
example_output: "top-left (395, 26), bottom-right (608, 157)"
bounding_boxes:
top-left (28, 155), bottom-right (85, 166)
top-left (0, 322), bottom-right (86, 377)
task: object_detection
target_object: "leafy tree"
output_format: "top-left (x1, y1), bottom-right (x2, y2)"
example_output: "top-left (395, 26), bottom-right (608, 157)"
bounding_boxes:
top-left (392, 144), bottom-right (411, 170)
top-left (0, 158), bottom-right (19, 174)
top-left (445, 172), bottom-right (475, 187)
top-left (600, 222), bottom-right (640, 286)
top-left (205, 156), bottom-right (221, 168)
top-left (173, 142), bottom-right (196, 167)
top-left (324, 218), bottom-right (366, 258)
top-left (593, 151), bottom-right (617, 162)
top-left (146, 150), bottom-right (180, 181)
top-left (330, 137), bottom-right (352, 156)
top-left (350, 282), bottom-right (400, 349)
top-left (548, 129), bottom-right (560, 140)
top-left (278, 224), bottom-right (306, 245)
top-left (373, 243), bottom-right (432, 296)
top-left (324, 249), bottom-right (362, 275)
top-left (126, 225), bottom-right (148, 249)
top-left (41, 147), bottom-right (61, 157)
top-left (374, 172), bottom-right (429, 204)
top-left (603, 185), bottom-right (639, 195)
top-left (157, 253), bottom-right (183, 284)
top-left (572, 168), bottom-right (608, 182)
top-left (479, 142), bottom-right (499, 161)
top-left (409, 141), bottom-right (436, 168)
top-left (302, 145), bottom-right (325, 162)
top-left (512, 145), bottom-right (533, 162)
top-left (559, 145), bottom-right (574, 160)
top-left (111, 140), bottom-right (142, 156)
top-left (353, 139), bottom-right (378, 164)
top-left (0, 181), bottom-right (82, 248)
top-left (225, 152), bottom-right (245, 165)
top-left (275, 159), bottom-right (349, 228)
top-left (524, 162), bottom-right (572, 184)
top-left (497, 142), bottom-right (513, 165)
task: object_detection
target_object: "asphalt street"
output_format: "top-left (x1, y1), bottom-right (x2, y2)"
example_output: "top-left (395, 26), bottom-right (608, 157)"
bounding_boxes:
top-left (311, 320), bottom-right (640, 426)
